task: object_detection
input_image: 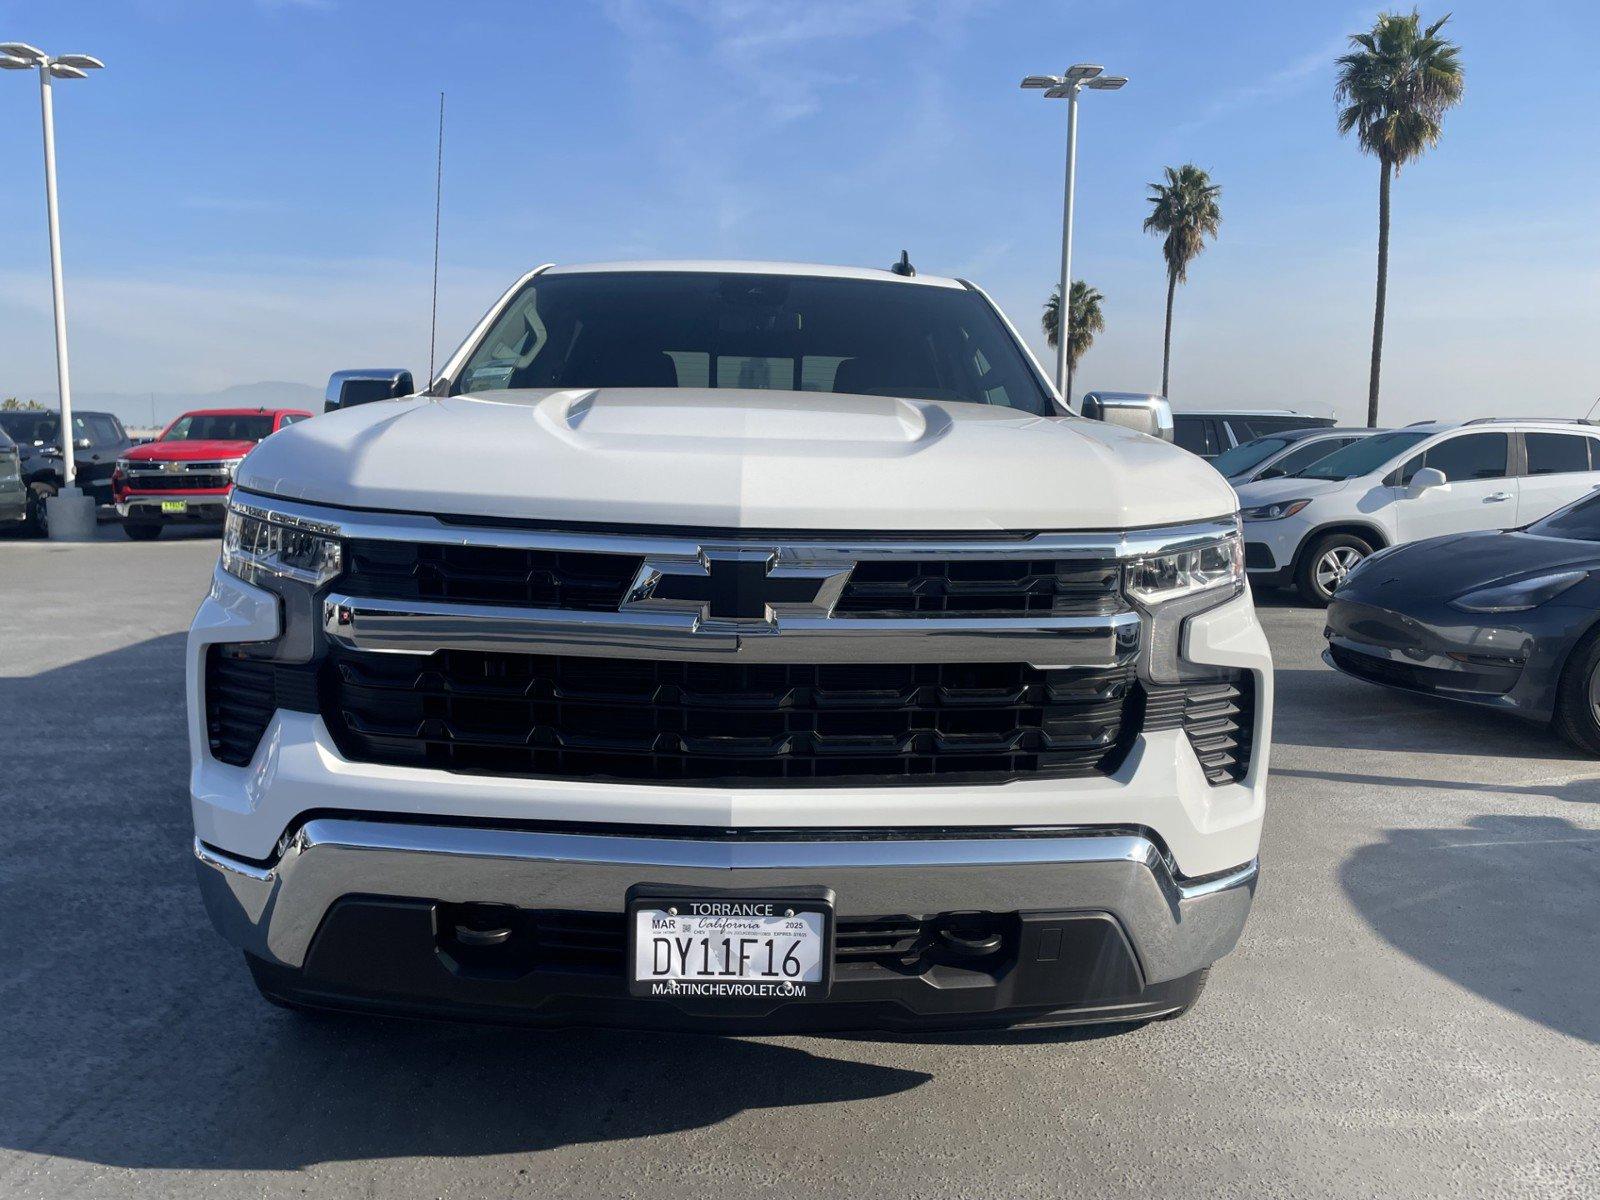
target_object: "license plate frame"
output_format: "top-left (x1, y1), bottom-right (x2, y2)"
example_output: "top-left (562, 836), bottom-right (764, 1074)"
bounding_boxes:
top-left (627, 885), bottom-right (835, 1003)
top-left (159, 500), bottom-right (188, 514)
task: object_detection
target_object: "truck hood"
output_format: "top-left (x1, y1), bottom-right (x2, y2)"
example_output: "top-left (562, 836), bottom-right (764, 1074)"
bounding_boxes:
top-left (125, 439), bottom-right (257, 462)
top-left (237, 389), bottom-right (1238, 532)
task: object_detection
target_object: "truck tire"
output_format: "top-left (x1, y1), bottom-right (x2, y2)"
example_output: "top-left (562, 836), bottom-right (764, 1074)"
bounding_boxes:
top-left (24, 482), bottom-right (56, 538)
top-left (1551, 628), bottom-right (1600, 757)
top-left (123, 522), bottom-right (163, 541)
top-left (1295, 532), bottom-right (1373, 606)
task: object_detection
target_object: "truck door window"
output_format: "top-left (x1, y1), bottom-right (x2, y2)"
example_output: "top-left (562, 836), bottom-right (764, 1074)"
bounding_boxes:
top-left (1173, 416), bottom-right (1216, 456)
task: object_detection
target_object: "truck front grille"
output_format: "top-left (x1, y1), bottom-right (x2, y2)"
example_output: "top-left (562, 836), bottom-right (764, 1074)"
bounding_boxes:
top-left (321, 648), bottom-right (1137, 786)
top-left (128, 473), bottom-right (230, 491)
top-left (340, 541), bottom-right (1123, 619)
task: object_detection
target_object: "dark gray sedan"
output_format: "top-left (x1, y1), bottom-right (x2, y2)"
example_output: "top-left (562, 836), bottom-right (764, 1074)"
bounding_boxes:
top-left (1324, 489), bottom-right (1600, 753)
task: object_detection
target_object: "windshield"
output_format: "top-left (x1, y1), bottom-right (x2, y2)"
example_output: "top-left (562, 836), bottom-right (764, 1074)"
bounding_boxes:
top-left (1210, 437), bottom-right (1289, 477)
top-left (0, 412), bottom-right (59, 445)
top-left (1296, 430), bottom-right (1429, 480)
top-left (161, 414), bottom-right (275, 443)
top-left (452, 271), bottom-right (1054, 415)
top-left (1528, 492), bottom-right (1600, 541)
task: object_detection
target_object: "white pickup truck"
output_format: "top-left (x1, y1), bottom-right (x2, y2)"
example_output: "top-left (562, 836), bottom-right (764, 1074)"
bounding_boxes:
top-left (188, 260), bottom-right (1272, 1032)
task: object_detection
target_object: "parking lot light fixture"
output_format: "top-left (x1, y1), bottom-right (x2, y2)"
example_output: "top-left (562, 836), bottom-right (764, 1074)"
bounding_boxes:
top-left (1, 42), bottom-right (103, 538)
top-left (1021, 62), bottom-right (1128, 404)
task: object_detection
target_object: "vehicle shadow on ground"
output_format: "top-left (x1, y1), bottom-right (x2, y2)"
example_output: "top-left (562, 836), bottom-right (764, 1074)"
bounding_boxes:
top-left (1269, 666), bottom-right (1599, 767)
top-left (0, 635), bottom-right (930, 1172)
top-left (1340, 813), bottom-right (1600, 1044)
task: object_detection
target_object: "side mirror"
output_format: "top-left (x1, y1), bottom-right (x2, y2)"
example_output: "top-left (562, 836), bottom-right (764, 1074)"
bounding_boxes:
top-left (1409, 466), bottom-right (1448, 493)
top-left (1078, 392), bottom-right (1175, 442)
top-left (324, 368), bottom-right (416, 414)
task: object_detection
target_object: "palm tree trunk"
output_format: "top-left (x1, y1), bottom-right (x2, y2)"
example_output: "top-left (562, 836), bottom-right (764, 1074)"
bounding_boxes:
top-left (1160, 269), bottom-right (1176, 397)
top-left (1367, 157), bottom-right (1392, 428)
top-left (1066, 356), bottom-right (1075, 407)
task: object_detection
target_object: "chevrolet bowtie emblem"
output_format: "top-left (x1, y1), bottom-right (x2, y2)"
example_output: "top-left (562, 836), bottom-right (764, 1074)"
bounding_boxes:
top-left (621, 548), bottom-right (852, 627)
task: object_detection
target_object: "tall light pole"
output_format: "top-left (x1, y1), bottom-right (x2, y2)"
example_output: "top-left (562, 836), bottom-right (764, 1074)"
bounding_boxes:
top-left (1021, 65), bottom-right (1126, 405)
top-left (1, 42), bottom-right (104, 538)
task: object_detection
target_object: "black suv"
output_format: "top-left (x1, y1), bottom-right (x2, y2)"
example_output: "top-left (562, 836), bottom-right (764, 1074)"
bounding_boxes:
top-left (0, 409), bottom-right (132, 535)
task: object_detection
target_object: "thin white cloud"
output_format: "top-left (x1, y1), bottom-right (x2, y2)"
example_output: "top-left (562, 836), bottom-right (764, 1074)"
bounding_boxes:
top-left (1169, 32), bottom-right (1352, 138)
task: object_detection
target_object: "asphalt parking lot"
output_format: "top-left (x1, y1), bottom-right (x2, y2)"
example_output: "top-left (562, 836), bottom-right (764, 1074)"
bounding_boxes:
top-left (2, 531), bottom-right (1597, 1199)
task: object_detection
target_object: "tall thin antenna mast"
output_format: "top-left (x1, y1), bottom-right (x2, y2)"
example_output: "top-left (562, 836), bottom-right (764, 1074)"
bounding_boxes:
top-left (427, 91), bottom-right (445, 394)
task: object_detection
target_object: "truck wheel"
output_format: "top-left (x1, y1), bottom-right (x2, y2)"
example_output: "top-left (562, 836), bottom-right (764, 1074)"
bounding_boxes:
top-left (123, 522), bottom-right (163, 541)
top-left (1295, 533), bottom-right (1372, 606)
top-left (1551, 628), bottom-right (1600, 756)
top-left (24, 482), bottom-right (56, 538)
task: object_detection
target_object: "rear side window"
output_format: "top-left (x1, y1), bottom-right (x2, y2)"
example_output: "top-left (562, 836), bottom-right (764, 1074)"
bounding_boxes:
top-left (1173, 416), bottom-right (1218, 456)
top-left (1400, 433), bottom-right (1509, 483)
top-left (1525, 433), bottom-right (1592, 475)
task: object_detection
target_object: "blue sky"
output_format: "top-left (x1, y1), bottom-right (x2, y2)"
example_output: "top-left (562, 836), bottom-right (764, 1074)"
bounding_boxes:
top-left (0, 0), bottom-right (1596, 426)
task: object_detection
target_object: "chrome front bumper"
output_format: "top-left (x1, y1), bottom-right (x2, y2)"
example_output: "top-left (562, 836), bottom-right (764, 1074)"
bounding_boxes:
top-left (117, 494), bottom-right (229, 518)
top-left (195, 818), bottom-right (1258, 986)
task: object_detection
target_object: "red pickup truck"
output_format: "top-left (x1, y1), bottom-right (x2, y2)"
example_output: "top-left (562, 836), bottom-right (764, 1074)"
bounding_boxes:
top-left (113, 407), bottom-right (312, 540)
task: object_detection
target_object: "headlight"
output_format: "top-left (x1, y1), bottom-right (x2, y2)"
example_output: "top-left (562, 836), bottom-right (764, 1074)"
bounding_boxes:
top-left (1126, 533), bottom-right (1245, 607)
top-left (1448, 570), bottom-right (1589, 614)
top-left (1241, 499), bottom-right (1311, 521)
top-left (222, 505), bottom-right (342, 587)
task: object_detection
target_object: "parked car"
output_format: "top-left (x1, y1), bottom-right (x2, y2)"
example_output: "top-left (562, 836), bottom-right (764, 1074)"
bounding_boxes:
top-left (1237, 418), bottom-right (1600, 605)
top-left (0, 409), bottom-right (133, 535)
top-left (1325, 489), bottom-right (1600, 754)
top-left (0, 425), bottom-right (25, 531)
top-left (1207, 427), bottom-right (1380, 487)
top-left (1171, 408), bottom-right (1334, 460)
top-left (112, 407), bottom-right (312, 540)
top-left (187, 259), bottom-right (1272, 1034)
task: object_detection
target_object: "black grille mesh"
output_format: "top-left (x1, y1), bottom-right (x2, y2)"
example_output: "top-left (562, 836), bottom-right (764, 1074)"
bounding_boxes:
top-left (835, 558), bottom-right (1121, 618)
top-left (342, 541), bottom-right (642, 612)
top-left (204, 648), bottom-right (317, 766)
top-left (127, 474), bottom-right (230, 491)
top-left (322, 649), bottom-right (1135, 786)
top-left (1142, 673), bottom-right (1255, 785)
top-left (339, 541), bottom-right (1125, 620)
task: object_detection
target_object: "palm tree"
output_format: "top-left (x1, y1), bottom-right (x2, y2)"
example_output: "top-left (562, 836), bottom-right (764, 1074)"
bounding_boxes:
top-left (1142, 164), bottom-right (1222, 397)
top-left (1336, 9), bottom-right (1464, 427)
top-left (1041, 281), bottom-right (1106, 406)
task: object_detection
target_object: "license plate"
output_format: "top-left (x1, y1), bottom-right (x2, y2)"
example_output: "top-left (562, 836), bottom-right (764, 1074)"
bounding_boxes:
top-left (629, 895), bottom-right (832, 1001)
top-left (160, 500), bottom-right (187, 514)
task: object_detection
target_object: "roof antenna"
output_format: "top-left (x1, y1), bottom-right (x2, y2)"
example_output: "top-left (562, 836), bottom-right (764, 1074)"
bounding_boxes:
top-left (890, 249), bottom-right (916, 277)
top-left (1584, 395), bottom-right (1600, 423)
top-left (426, 91), bottom-right (445, 396)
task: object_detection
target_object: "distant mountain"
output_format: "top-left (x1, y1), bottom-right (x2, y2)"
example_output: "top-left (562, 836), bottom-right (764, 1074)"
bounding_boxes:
top-left (16, 381), bottom-right (324, 432)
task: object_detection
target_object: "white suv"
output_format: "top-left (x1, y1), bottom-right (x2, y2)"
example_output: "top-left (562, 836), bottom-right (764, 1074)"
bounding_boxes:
top-left (1237, 418), bottom-right (1600, 604)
